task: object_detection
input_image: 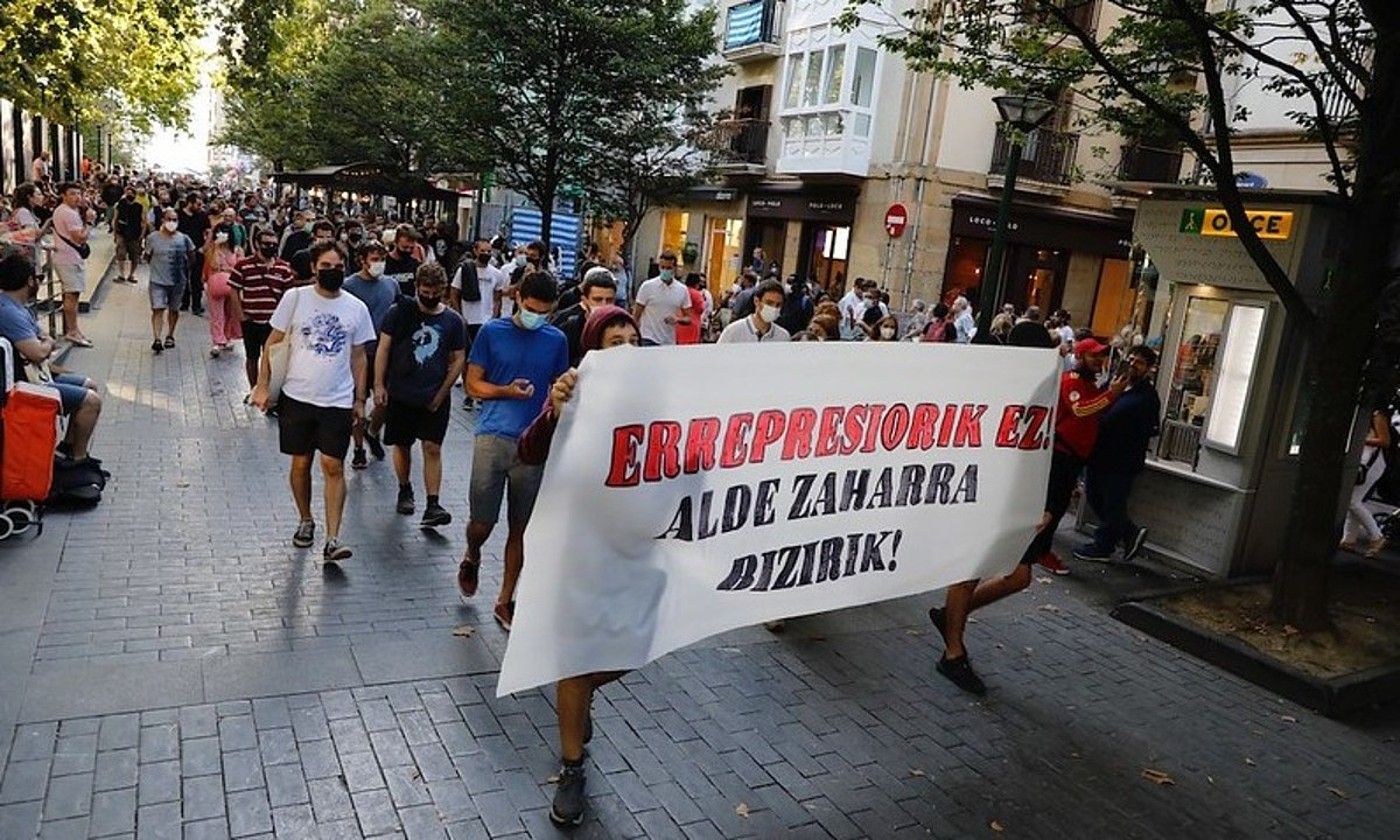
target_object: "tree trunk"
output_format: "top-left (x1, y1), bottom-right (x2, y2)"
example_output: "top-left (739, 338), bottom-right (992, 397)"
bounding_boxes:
top-left (539, 198), bottom-right (554, 256)
top-left (1271, 24), bottom-right (1400, 626)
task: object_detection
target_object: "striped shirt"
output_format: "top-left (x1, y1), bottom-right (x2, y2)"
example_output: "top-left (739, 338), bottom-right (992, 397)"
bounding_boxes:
top-left (228, 257), bottom-right (299, 324)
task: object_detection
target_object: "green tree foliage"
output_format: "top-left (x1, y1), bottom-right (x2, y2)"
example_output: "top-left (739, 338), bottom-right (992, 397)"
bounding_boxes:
top-left (848, 0), bottom-right (1398, 628)
top-left (0, 0), bottom-right (205, 130)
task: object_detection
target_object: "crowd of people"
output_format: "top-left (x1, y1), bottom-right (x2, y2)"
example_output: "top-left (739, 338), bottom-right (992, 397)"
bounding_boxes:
top-left (3, 161), bottom-right (1169, 828)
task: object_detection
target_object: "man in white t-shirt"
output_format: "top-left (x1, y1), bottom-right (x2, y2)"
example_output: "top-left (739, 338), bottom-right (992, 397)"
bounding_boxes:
top-left (838, 278), bottom-right (869, 340)
top-left (631, 250), bottom-right (692, 346)
top-left (717, 279), bottom-right (790, 344)
top-left (450, 238), bottom-right (511, 408)
top-left (52, 183), bottom-right (93, 347)
top-left (252, 240), bottom-right (377, 565)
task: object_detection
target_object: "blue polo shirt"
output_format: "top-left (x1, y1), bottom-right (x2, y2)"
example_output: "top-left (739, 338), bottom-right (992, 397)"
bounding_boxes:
top-left (468, 317), bottom-right (569, 439)
top-left (0, 293), bottom-right (40, 382)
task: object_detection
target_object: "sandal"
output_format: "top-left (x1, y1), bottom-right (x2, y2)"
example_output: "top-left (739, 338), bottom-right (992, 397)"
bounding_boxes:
top-left (163, 336), bottom-right (175, 349)
top-left (151, 339), bottom-right (163, 354)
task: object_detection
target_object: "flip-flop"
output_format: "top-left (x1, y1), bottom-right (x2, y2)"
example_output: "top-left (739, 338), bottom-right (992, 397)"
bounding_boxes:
top-left (163, 336), bottom-right (176, 348)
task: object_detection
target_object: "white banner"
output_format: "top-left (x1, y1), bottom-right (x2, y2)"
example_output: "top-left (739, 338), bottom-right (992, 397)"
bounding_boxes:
top-left (497, 343), bottom-right (1060, 696)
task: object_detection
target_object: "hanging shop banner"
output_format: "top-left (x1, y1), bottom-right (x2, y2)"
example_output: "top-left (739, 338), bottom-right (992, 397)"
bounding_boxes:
top-left (497, 343), bottom-right (1060, 695)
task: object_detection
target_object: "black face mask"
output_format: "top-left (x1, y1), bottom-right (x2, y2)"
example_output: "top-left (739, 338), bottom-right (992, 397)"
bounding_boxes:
top-left (476, 253), bottom-right (490, 265)
top-left (418, 294), bottom-right (442, 310)
top-left (347, 231), bottom-right (363, 244)
top-left (316, 267), bottom-right (346, 292)
top-left (258, 242), bottom-right (278, 258)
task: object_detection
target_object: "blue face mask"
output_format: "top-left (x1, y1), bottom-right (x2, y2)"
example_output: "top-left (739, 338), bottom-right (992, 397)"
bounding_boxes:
top-left (659, 269), bottom-right (675, 283)
top-left (518, 309), bottom-right (548, 331)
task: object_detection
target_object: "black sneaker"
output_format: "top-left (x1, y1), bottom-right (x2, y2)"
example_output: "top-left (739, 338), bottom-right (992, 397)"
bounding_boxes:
top-left (396, 486), bottom-right (415, 515)
top-left (421, 502), bottom-right (452, 528)
top-left (936, 655), bottom-right (987, 696)
top-left (365, 433), bottom-right (385, 461)
top-left (1073, 545), bottom-right (1114, 563)
top-left (1124, 526), bottom-right (1149, 562)
top-left (292, 520), bottom-right (315, 549)
top-left (549, 759), bottom-right (587, 827)
top-left (351, 448), bottom-right (368, 470)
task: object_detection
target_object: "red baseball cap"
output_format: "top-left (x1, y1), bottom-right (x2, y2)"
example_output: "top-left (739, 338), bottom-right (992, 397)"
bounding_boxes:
top-left (1074, 337), bottom-right (1110, 357)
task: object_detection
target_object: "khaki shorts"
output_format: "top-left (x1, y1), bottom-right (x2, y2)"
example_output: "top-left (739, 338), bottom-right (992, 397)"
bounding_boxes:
top-left (54, 262), bottom-right (86, 295)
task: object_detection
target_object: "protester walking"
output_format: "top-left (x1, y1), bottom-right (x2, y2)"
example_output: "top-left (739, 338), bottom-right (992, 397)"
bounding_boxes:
top-left (1075, 345), bottom-right (1161, 563)
top-left (632, 250), bottom-right (691, 346)
top-left (374, 264), bottom-right (466, 527)
top-left (458, 271), bottom-right (570, 631)
top-left (112, 184), bottom-right (145, 284)
top-left (203, 221), bottom-right (245, 357)
top-left (449, 238), bottom-right (510, 408)
top-left (717, 280), bottom-right (789, 344)
top-left (1342, 403), bottom-right (1392, 557)
top-left (229, 227), bottom-right (300, 393)
top-left (251, 241), bottom-right (376, 564)
top-left (144, 208), bottom-right (196, 354)
top-left (344, 241), bottom-right (397, 469)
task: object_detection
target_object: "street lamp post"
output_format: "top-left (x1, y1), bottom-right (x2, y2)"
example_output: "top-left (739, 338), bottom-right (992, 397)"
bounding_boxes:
top-left (977, 94), bottom-right (1056, 339)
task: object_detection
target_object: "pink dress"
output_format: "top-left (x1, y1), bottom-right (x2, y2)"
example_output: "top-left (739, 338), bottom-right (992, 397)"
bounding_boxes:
top-left (204, 248), bottom-right (243, 346)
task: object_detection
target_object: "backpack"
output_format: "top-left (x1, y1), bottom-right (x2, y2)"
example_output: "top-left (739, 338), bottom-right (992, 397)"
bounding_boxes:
top-left (922, 318), bottom-right (954, 343)
top-left (458, 260), bottom-right (482, 303)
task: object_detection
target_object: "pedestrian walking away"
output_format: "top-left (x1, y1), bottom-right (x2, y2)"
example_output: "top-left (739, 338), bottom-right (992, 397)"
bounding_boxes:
top-left (251, 240), bottom-right (376, 565)
top-left (374, 263), bottom-right (465, 527)
top-left (458, 270), bottom-right (570, 632)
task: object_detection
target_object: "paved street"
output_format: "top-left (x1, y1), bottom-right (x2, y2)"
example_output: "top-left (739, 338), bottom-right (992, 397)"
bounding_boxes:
top-left (0, 267), bottom-right (1397, 840)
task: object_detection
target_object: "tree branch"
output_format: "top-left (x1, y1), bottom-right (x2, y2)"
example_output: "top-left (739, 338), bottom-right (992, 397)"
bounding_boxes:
top-left (1279, 1), bottom-right (1365, 112)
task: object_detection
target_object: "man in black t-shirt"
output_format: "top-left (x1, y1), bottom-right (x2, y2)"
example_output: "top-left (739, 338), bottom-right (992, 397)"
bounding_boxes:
top-left (384, 224), bottom-right (422, 296)
top-left (373, 264), bottom-right (465, 527)
top-left (112, 186), bottom-right (146, 284)
top-left (177, 194), bottom-right (211, 313)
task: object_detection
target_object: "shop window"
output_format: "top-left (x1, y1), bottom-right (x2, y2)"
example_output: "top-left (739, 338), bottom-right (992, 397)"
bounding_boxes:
top-left (1159, 297), bottom-right (1228, 465)
top-left (659, 210), bottom-right (690, 259)
top-left (941, 237), bottom-right (989, 305)
top-left (851, 48), bottom-right (877, 108)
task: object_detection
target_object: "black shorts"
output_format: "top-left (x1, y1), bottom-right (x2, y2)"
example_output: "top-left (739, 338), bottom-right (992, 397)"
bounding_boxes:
top-left (243, 321), bottom-right (273, 365)
top-left (383, 398), bottom-right (452, 446)
top-left (278, 394), bottom-right (354, 459)
top-left (1020, 448), bottom-right (1085, 565)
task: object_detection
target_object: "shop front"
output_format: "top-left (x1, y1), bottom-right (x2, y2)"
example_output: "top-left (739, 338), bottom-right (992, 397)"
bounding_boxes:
top-left (642, 186), bottom-right (747, 299)
top-left (745, 187), bottom-right (859, 295)
top-left (943, 195), bottom-right (1133, 328)
top-left (1090, 188), bottom-right (1345, 578)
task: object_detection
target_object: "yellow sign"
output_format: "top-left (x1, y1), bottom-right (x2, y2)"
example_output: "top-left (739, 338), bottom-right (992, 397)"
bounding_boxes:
top-left (1198, 208), bottom-right (1294, 240)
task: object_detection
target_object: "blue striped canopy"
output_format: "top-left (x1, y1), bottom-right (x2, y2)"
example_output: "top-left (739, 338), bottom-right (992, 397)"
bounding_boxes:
top-left (724, 0), bottom-right (765, 51)
top-left (509, 207), bottom-right (581, 279)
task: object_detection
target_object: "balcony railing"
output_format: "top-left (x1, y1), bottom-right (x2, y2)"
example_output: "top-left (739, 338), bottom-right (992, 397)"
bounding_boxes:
top-left (722, 0), bottom-right (783, 62)
top-left (702, 118), bottom-right (769, 170)
top-left (990, 123), bottom-right (1078, 185)
top-left (1118, 144), bottom-right (1183, 182)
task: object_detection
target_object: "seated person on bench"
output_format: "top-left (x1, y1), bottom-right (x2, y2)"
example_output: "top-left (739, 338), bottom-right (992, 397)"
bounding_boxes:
top-left (0, 249), bottom-right (103, 465)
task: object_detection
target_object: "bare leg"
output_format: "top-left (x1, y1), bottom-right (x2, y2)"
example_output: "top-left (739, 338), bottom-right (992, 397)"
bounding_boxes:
top-left (62, 292), bottom-right (80, 337)
top-left (369, 402), bottom-right (386, 437)
top-left (165, 308), bottom-right (179, 338)
top-left (942, 580), bottom-right (978, 660)
top-left (556, 672), bottom-right (625, 763)
top-left (63, 393), bottom-right (102, 459)
top-left (422, 441), bottom-right (443, 497)
top-left (969, 563), bottom-right (1033, 612)
top-left (500, 523), bottom-right (526, 606)
top-left (290, 455), bottom-right (314, 521)
top-left (321, 454), bottom-right (347, 540)
top-left (150, 310), bottom-right (164, 342)
top-left (393, 445), bottom-right (412, 486)
top-left (465, 521), bottom-right (492, 566)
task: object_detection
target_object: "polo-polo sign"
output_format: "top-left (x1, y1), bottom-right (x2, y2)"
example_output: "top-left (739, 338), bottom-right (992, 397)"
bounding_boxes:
top-left (1179, 207), bottom-right (1294, 240)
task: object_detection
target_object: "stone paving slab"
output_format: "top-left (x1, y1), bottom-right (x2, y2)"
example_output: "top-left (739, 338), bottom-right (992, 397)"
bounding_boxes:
top-left (2, 260), bottom-right (1397, 838)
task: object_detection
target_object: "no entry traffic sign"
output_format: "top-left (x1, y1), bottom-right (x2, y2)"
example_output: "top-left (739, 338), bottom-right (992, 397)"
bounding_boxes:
top-left (885, 203), bottom-right (908, 238)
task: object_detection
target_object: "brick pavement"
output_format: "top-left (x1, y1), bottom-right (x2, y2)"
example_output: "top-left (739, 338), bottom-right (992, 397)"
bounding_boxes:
top-left (0, 265), bottom-right (1396, 838)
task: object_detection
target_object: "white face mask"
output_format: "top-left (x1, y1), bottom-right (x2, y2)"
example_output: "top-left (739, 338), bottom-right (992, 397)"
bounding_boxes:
top-left (514, 254), bottom-right (527, 267)
top-left (162, 220), bottom-right (178, 233)
top-left (759, 304), bottom-right (781, 324)
top-left (880, 326), bottom-right (897, 340)
top-left (214, 232), bottom-right (229, 244)
top-left (368, 261), bottom-right (386, 278)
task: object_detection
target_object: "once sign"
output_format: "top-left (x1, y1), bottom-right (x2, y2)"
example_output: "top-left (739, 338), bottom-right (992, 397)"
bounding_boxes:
top-left (885, 203), bottom-right (909, 238)
top-left (1179, 207), bottom-right (1294, 241)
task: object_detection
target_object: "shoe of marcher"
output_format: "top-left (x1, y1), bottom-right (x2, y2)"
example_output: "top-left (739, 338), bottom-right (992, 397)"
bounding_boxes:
top-left (763, 619), bottom-right (786, 633)
top-left (209, 346), bottom-right (221, 358)
top-left (493, 601), bottom-right (514, 632)
top-left (323, 539), bottom-right (352, 564)
top-left (936, 654), bottom-right (987, 696)
top-left (151, 339), bottom-right (163, 354)
top-left (1072, 545), bottom-right (1114, 563)
top-left (421, 502), bottom-right (452, 528)
top-left (292, 520), bottom-right (315, 549)
top-left (1124, 527), bottom-right (1149, 562)
top-left (457, 554), bottom-right (480, 600)
top-left (1037, 551), bottom-right (1071, 575)
top-left (365, 433), bottom-right (386, 461)
top-left (351, 448), bottom-right (368, 470)
top-left (396, 486), bottom-right (415, 515)
top-left (549, 759), bottom-right (588, 827)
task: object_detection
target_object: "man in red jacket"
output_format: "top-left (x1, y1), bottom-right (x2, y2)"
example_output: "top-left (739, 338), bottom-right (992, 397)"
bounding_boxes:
top-left (929, 337), bottom-right (1127, 695)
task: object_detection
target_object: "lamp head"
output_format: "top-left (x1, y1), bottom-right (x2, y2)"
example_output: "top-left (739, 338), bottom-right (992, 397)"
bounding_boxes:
top-left (993, 94), bottom-right (1056, 132)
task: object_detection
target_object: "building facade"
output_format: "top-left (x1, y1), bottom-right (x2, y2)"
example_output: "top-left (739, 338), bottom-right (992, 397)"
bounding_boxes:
top-left (635, 0), bottom-right (1156, 336)
top-left (1, 101), bottom-right (90, 197)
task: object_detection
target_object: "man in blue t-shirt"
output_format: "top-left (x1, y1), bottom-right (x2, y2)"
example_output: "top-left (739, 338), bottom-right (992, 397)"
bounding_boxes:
top-left (374, 263), bottom-right (465, 527)
top-left (345, 240), bottom-right (398, 469)
top-left (458, 270), bottom-right (569, 631)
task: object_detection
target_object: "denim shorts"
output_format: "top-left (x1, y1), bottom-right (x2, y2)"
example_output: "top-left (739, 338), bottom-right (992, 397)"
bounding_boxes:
top-left (48, 373), bottom-right (90, 415)
top-left (149, 281), bottom-right (186, 311)
top-left (468, 433), bottom-right (544, 528)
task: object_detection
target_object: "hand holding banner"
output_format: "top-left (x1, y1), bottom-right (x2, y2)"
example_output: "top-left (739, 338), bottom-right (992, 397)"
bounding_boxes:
top-left (497, 343), bottom-right (1060, 696)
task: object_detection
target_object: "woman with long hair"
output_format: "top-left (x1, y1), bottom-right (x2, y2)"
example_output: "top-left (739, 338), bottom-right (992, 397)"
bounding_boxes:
top-left (203, 221), bottom-right (244, 357)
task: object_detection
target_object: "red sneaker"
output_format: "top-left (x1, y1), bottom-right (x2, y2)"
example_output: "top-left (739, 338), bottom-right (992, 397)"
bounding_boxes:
top-left (1037, 552), bottom-right (1071, 576)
